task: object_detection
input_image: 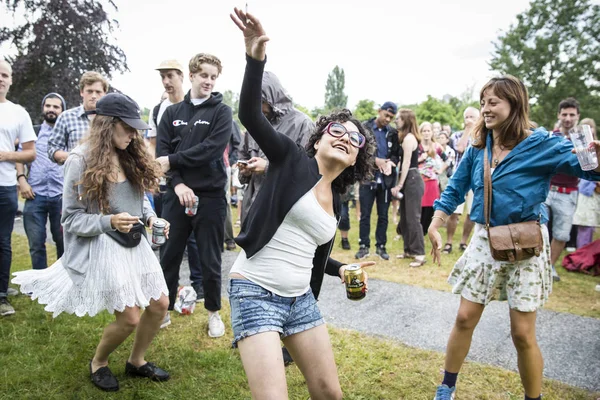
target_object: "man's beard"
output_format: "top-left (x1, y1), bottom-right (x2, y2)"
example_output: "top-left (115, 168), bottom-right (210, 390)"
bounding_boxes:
top-left (43, 112), bottom-right (57, 124)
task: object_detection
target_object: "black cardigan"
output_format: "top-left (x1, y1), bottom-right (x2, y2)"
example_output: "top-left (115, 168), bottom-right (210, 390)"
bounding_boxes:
top-left (236, 55), bottom-right (343, 300)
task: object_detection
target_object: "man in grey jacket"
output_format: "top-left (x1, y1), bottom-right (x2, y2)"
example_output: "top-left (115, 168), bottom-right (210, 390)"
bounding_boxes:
top-left (238, 71), bottom-right (314, 223)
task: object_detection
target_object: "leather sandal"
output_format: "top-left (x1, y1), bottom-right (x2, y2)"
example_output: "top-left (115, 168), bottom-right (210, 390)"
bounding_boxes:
top-left (442, 243), bottom-right (453, 254)
top-left (459, 243), bottom-right (468, 251)
top-left (396, 253), bottom-right (415, 259)
top-left (409, 258), bottom-right (426, 268)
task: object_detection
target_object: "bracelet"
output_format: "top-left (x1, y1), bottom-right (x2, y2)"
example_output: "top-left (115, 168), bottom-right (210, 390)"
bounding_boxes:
top-left (431, 215), bottom-right (446, 223)
top-left (16, 174), bottom-right (27, 181)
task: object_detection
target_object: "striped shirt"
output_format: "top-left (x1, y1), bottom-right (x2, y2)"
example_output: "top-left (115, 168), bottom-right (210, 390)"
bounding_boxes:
top-left (47, 105), bottom-right (90, 162)
top-left (26, 122), bottom-right (63, 197)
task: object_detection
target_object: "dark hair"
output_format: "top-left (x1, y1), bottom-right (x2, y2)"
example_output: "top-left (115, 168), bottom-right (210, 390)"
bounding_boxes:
top-left (305, 109), bottom-right (375, 194)
top-left (472, 75), bottom-right (533, 150)
top-left (558, 97), bottom-right (580, 114)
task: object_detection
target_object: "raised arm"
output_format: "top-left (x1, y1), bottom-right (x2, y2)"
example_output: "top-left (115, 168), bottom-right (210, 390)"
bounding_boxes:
top-left (231, 8), bottom-right (295, 165)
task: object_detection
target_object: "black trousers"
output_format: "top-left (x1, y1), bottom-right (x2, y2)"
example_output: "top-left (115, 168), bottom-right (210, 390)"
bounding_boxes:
top-left (399, 169), bottom-right (425, 255)
top-left (155, 188), bottom-right (203, 291)
top-left (159, 189), bottom-right (226, 311)
top-left (359, 183), bottom-right (390, 248)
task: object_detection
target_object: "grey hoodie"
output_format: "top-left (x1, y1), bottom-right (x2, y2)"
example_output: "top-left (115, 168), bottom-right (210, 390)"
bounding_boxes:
top-left (60, 145), bottom-right (155, 283)
top-left (239, 71), bottom-right (315, 223)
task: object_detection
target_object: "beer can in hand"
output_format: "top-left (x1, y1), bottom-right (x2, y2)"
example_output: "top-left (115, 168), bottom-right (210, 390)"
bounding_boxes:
top-left (344, 264), bottom-right (366, 301)
top-left (152, 219), bottom-right (167, 246)
top-left (185, 196), bottom-right (199, 216)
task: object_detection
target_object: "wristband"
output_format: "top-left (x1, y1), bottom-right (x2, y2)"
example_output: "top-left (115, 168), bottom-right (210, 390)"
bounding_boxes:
top-left (17, 174), bottom-right (27, 181)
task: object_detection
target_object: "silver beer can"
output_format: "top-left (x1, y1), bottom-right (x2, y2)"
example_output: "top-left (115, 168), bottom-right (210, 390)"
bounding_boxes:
top-left (152, 219), bottom-right (167, 246)
top-left (185, 196), bottom-right (199, 216)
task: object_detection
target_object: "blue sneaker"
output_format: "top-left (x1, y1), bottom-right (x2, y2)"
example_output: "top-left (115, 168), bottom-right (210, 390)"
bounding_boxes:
top-left (434, 384), bottom-right (456, 400)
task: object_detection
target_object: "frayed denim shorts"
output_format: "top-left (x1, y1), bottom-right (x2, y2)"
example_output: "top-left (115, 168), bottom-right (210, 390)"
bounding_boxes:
top-left (228, 279), bottom-right (324, 347)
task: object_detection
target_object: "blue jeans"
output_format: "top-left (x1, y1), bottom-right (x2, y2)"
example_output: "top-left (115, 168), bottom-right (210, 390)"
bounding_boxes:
top-left (23, 194), bottom-right (64, 270)
top-left (339, 201), bottom-right (350, 231)
top-left (0, 186), bottom-right (18, 297)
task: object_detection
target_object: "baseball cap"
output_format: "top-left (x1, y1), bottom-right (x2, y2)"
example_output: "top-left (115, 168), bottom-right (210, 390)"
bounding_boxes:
top-left (155, 59), bottom-right (184, 73)
top-left (87, 93), bottom-right (150, 130)
top-left (380, 101), bottom-right (398, 115)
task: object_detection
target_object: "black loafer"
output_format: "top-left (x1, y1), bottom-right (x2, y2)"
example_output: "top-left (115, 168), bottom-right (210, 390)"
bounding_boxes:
top-left (90, 361), bottom-right (119, 391)
top-left (125, 361), bottom-right (170, 381)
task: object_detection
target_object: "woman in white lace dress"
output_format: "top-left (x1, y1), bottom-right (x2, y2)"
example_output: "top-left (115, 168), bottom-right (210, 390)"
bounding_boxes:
top-left (13, 93), bottom-right (170, 392)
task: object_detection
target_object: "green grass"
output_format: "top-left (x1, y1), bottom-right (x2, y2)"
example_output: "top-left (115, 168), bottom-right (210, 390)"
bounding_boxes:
top-left (328, 203), bottom-right (600, 319)
top-left (2, 234), bottom-right (599, 399)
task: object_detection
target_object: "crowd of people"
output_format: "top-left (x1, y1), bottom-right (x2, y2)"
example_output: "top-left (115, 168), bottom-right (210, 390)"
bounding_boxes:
top-left (1, 7), bottom-right (599, 399)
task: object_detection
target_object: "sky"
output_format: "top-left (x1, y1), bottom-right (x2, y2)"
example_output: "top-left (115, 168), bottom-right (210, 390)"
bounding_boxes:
top-left (2, 0), bottom-right (589, 111)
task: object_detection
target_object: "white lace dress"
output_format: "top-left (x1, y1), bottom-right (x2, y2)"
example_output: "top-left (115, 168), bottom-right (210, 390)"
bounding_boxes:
top-left (13, 179), bottom-right (168, 317)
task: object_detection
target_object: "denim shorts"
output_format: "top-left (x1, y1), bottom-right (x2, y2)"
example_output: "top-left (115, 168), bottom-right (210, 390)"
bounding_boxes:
top-left (228, 279), bottom-right (324, 347)
top-left (545, 190), bottom-right (578, 241)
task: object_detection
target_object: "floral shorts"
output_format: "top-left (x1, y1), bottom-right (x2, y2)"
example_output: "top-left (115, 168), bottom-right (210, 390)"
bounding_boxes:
top-left (448, 224), bottom-right (552, 312)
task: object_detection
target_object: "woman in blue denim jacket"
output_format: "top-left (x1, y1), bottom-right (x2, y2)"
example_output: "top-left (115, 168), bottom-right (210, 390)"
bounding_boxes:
top-left (427, 76), bottom-right (600, 400)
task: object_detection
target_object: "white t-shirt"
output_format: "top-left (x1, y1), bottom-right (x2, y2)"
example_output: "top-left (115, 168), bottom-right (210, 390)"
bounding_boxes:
top-left (147, 98), bottom-right (173, 138)
top-left (190, 97), bottom-right (208, 106)
top-left (0, 101), bottom-right (37, 186)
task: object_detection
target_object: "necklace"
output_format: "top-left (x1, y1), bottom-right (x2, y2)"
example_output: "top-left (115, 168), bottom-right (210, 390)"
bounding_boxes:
top-left (493, 145), bottom-right (506, 167)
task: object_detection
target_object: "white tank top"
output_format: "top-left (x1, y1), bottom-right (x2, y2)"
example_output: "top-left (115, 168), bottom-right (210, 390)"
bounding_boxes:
top-left (230, 189), bottom-right (337, 297)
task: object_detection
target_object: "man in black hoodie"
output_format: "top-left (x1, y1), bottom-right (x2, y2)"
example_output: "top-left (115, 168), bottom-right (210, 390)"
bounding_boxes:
top-left (156, 53), bottom-right (232, 338)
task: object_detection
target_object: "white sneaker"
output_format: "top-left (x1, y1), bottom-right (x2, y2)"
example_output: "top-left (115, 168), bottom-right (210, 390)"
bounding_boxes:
top-left (160, 311), bottom-right (171, 329)
top-left (6, 287), bottom-right (19, 296)
top-left (208, 312), bottom-right (225, 338)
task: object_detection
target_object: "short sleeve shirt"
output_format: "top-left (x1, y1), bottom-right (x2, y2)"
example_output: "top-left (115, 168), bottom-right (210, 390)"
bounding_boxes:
top-left (147, 99), bottom-right (173, 138)
top-left (0, 101), bottom-right (37, 186)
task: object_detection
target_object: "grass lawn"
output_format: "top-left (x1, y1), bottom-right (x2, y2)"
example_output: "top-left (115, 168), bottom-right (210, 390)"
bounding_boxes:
top-left (2, 234), bottom-right (599, 399)
top-left (327, 204), bottom-right (600, 319)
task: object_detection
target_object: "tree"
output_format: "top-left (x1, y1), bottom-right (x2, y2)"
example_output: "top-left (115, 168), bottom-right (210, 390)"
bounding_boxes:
top-left (140, 107), bottom-right (150, 124)
top-left (310, 106), bottom-right (325, 121)
top-left (293, 103), bottom-right (313, 120)
top-left (222, 90), bottom-right (240, 125)
top-left (413, 95), bottom-right (462, 128)
top-left (489, 0), bottom-right (600, 127)
top-left (324, 66), bottom-right (348, 112)
top-left (353, 99), bottom-right (377, 122)
top-left (0, 0), bottom-right (128, 123)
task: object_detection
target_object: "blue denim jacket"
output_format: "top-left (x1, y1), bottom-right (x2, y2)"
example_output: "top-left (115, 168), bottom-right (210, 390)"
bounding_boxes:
top-left (434, 128), bottom-right (600, 227)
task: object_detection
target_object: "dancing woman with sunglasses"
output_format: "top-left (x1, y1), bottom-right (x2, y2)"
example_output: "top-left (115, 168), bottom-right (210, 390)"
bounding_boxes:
top-left (229, 9), bottom-right (375, 400)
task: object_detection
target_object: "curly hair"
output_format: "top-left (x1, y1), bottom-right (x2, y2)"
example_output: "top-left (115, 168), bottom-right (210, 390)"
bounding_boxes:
top-left (305, 109), bottom-right (375, 194)
top-left (78, 115), bottom-right (162, 213)
top-left (189, 53), bottom-right (222, 75)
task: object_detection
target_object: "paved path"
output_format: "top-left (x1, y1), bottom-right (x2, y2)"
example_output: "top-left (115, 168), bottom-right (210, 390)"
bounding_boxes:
top-left (13, 218), bottom-right (600, 391)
